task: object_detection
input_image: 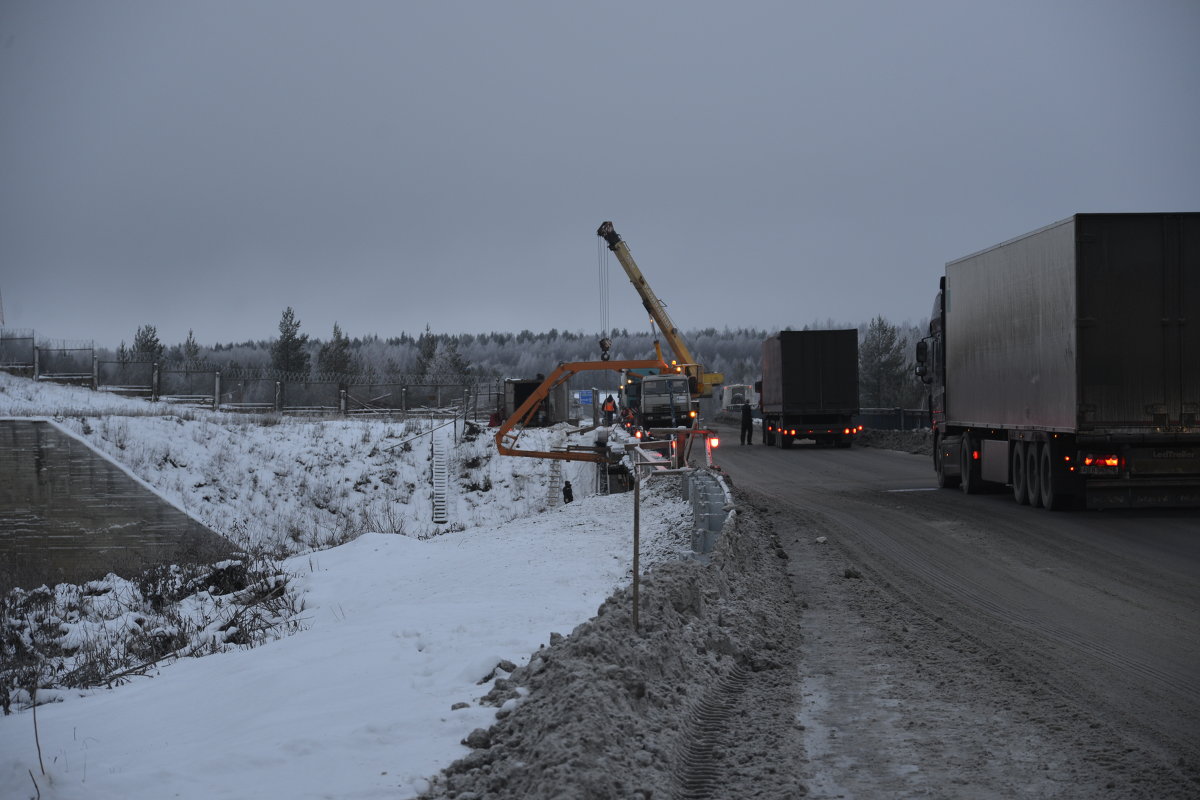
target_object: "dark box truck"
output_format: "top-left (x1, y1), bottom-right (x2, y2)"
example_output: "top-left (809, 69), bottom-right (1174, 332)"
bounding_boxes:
top-left (758, 330), bottom-right (860, 449)
top-left (915, 212), bottom-right (1200, 509)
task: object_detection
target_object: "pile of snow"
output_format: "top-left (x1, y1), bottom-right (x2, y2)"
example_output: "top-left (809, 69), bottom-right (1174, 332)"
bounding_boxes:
top-left (0, 373), bottom-right (703, 799)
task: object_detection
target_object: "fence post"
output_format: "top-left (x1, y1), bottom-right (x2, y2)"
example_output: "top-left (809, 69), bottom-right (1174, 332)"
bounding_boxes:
top-left (92, 355), bottom-right (99, 391)
top-left (33, 346), bottom-right (39, 379)
top-left (152, 362), bottom-right (160, 402)
top-left (339, 389), bottom-right (348, 416)
top-left (214, 371), bottom-right (221, 411)
top-left (275, 381), bottom-right (282, 413)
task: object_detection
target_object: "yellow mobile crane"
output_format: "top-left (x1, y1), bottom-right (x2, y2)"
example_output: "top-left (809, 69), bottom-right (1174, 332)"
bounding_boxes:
top-left (493, 222), bottom-right (722, 462)
top-left (596, 221), bottom-right (724, 427)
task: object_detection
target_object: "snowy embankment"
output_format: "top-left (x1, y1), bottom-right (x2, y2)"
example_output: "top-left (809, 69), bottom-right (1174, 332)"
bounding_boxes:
top-left (0, 373), bottom-right (695, 799)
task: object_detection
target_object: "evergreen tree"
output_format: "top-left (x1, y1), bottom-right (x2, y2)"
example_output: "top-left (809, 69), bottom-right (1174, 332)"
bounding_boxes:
top-left (859, 316), bottom-right (908, 407)
top-left (132, 325), bottom-right (164, 360)
top-left (271, 307), bottom-right (310, 376)
top-left (414, 325), bottom-right (439, 377)
top-left (183, 329), bottom-right (201, 362)
top-left (116, 341), bottom-right (130, 366)
top-left (426, 338), bottom-right (470, 379)
top-left (317, 322), bottom-right (353, 376)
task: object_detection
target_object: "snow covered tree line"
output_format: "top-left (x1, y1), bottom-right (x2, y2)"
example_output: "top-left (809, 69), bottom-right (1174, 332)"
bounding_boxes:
top-left (99, 311), bottom-right (928, 407)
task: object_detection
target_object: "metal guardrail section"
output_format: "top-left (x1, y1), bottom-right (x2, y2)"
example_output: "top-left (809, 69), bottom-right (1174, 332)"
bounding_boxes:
top-left (624, 437), bottom-right (733, 556)
top-left (685, 470), bottom-right (733, 555)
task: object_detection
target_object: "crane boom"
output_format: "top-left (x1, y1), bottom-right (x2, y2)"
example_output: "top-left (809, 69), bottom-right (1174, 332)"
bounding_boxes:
top-left (596, 221), bottom-right (723, 397)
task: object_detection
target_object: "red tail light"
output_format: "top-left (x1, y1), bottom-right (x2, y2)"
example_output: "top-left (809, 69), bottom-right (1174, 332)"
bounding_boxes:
top-left (1081, 453), bottom-right (1122, 475)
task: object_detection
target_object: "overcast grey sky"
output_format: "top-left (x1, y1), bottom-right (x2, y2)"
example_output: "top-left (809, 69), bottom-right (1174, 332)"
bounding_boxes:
top-left (2, 1), bottom-right (1198, 350)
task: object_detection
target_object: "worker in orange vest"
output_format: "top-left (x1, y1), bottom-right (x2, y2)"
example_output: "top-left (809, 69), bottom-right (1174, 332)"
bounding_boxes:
top-left (602, 394), bottom-right (617, 425)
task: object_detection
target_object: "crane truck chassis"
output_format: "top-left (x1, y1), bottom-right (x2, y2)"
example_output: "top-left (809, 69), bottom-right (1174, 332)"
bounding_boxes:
top-left (915, 213), bottom-right (1200, 509)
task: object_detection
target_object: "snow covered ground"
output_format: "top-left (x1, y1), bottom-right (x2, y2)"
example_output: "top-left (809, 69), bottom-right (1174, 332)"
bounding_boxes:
top-left (0, 373), bottom-right (696, 799)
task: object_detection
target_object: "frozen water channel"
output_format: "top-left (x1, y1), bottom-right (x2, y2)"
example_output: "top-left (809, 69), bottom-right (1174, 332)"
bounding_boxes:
top-left (0, 419), bottom-right (231, 592)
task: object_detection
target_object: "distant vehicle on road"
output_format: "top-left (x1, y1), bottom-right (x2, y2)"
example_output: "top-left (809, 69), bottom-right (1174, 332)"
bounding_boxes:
top-left (757, 329), bottom-right (860, 449)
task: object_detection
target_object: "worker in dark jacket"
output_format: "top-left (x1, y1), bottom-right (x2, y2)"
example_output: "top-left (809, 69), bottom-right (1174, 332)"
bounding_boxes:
top-left (740, 402), bottom-right (754, 445)
top-left (562, 480), bottom-right (574, 504)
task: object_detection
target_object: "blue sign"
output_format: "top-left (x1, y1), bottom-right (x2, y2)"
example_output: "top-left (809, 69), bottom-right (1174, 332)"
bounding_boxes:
top-left (578, 390), bottom-right (593, 405)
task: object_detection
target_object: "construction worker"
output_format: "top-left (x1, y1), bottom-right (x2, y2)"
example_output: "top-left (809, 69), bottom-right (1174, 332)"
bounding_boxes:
top-left (602, 394), bottom-right (617, 425)
top-left (562, 480), bottom-right (574, 504)
top-left (740, 402), bottom-right (754, 445)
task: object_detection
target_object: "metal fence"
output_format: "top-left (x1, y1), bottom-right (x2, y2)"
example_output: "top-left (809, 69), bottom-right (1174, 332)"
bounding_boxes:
top-left (854, 407), bottom-right (930, 430)
top-left (0, 329), bottom-right (35, 371)
top-left (1, 327), bottom-right (527, 420)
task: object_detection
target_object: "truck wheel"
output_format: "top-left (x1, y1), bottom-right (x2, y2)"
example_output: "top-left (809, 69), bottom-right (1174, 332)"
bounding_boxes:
top-left (960, 434), bottom-right (980, 494)
top-left (1012, 442), bottom-right (1029, 505)
top-left (936, 437), bottom-right (960, 489)
top-left (780, 433), bottom-right (794, 449)
top-left (1026, 442), bottom-right (1044, 508)
top-left (835, 436), bottom-right (852, 449)
top-left (1040, 445), bottom-right (1067, 511)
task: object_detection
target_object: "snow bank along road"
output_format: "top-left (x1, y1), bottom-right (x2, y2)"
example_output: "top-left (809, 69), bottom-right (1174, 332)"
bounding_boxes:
top-left (423, 433), bottom-right (1198, 799)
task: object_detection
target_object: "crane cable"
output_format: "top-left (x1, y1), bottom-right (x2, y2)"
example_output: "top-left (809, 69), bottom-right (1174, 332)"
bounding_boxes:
top-left (597, 235), bottom-right (613, 362)
top-left (597, 235), bottom-right (609, 338)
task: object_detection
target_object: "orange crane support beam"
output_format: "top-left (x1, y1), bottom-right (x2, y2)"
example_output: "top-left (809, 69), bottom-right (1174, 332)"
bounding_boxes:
top-left (494, 358), bottom-right (668, 462)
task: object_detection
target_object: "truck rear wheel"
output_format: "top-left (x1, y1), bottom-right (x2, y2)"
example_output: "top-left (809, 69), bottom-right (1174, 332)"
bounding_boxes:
top-left (936, 435), bottom-right (960, 489)
top-left (960, 434), bottom-right (980, 494)
top-left (1040, 444), bottom-right (1068, 511)
top-left (1012, 442), bottom-right (1029, 505)
top-left (1026, 442), bottom-right (1044, 508)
